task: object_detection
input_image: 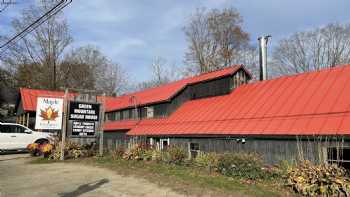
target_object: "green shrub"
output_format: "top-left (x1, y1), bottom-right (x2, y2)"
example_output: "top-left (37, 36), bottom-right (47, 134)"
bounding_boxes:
top-left (143, 149), bottom-right (154, 161)
top-left (276, 160), bottom-right (294, 177)
top-left (112, 145), bottom-right (125, 159)
top-left (165, 145), bottom-right (187, 164)
top-left (286, 160), bottom-right (350, 196)
top-left (217, 153), bottom-right (266, 180)
top-left (123, 143), bottom-right (155, 161)
top-left (150, 149), bottom-right (162, 162)
top-left (49, 140), bottom-right (96, 160)
top-left (194, 152), bottom-right (219, 172)
top-left (123, 144), bottom-right (146, 160)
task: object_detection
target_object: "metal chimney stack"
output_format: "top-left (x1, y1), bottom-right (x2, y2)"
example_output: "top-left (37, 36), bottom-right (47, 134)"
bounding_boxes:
top-left (258, 35), bottom-right (271, 81)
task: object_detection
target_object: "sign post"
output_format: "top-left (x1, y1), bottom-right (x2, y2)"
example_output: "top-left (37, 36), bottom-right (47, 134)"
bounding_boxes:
top-left (60, 89), bottom-right (68, 161)
top-left (99, 93), bottom-right (106, 156)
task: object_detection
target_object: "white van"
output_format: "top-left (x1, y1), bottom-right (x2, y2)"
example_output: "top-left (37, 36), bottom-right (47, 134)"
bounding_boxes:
top-left (0, 122), bottom-right (52, 152)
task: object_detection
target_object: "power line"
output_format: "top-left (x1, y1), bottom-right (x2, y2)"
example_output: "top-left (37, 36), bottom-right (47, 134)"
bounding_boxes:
top-left (0, 0), bottom-right (16, 13)
top-left (0, 3), bottom-right (9, 13)
top-left (0, 0), bottom-right (72, 55)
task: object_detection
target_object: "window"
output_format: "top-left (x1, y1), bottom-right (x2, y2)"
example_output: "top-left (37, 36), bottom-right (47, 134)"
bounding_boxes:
top-left (1, 125), bottom-right (12, 133)
top-left (14, 125), bottom-right (26, 133)
top-left (146, 107), bottom-right (154, 118)
top-left (130, 108), bottom-right (139, 119)
top-left (191, 93), bottom-right (197, 100)
top-left (115, 111), bottom-right (121, 120)
top-left (233, 74), bottom-right (239, 88)
top-left (122, 110), bottom-right (129, 120)
top-left (0, 125), bottom-right (25, 133)
top-left (129, 109), bottom-right (134, 119)
top-left (327, 147), bottom-right (350, 169)
top-left (328, 147), bottom-right (350, 162)
top-left (0, 125), bottom-right (6, 133)
top-left (189, 142), bottom-right (200, 158)
top-left (109, 112), bottom-right (116, 121)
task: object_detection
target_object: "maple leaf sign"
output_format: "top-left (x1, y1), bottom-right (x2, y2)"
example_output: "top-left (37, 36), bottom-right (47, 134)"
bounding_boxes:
top-left (40, 106), bottom-right (59, 122)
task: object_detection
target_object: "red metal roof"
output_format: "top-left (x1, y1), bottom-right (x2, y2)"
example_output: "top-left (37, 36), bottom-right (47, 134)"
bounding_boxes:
top-left (19, 65), bottom-right (248, 113)
top-left (19, 88), bottom-right (113, 112)
top-left (19, 88), bottom-right (74, 112)
top-left (105, 65), bottom-right (247, 112)
top-left (128, 64), bottom-right (350, 136)
top-left (103, 120), bottom-right (139, 131)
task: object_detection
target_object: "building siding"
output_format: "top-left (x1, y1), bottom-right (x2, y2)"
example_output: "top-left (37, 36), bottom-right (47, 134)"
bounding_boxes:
top-left (105, 69), bottom-right (250, 122)
top-left (103, 131), bottom-right (129, 150)
top-left (139, 136), bottom-right (349, 164)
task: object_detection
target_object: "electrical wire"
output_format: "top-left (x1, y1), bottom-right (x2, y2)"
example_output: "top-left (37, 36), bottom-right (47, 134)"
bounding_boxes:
top-left (0, 0), bottom-right (15, 13)
top-left (0, 0), bottom-right (72, 56)
top-left (0, 3), bottom-right (9, 13)
top-left (0, 0), bottom-right (67, 48)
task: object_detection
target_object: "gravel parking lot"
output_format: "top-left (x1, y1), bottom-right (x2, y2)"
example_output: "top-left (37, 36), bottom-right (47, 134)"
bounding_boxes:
top-left (0, 154), bottom-right (184, 197)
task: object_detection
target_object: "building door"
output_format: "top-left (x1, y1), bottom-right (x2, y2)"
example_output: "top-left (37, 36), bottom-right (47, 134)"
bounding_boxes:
top-left (160, 138), bottom-right (169, 150)
top-left (189, 142), bottom-right (200, 158)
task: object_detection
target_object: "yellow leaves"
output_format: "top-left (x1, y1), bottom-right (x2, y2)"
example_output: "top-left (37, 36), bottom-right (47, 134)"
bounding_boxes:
top-left (296, 176), bottom-right (305, 183)
top-left (286, 160), bottom-right (350, 196)
top-left (335, 179), bottom-right (343, 185)
top-left (27, 143), bottom-right (39, 151)
top-left (41, 144), bottom-right (53, 154)
top-left (319, 185), bottom-right (326, 193)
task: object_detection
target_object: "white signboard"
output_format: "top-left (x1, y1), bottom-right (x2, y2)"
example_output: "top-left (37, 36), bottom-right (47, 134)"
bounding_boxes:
top-left (35, 97), bottom-right (64, 130)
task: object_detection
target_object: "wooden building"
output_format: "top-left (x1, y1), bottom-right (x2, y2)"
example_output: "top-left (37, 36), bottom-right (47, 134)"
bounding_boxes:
top-left (103, 65), bottom-right (251, 148)
top-left (15, 64), bottom-right (350, 166)
top-left (106, 64), bottom-right (350, 165)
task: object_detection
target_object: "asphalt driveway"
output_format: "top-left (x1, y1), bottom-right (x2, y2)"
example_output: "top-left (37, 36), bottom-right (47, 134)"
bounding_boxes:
top-left (0, 154), bottom-right (184, 197)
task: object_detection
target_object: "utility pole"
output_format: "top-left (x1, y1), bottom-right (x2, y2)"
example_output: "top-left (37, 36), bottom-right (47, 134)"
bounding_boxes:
top-left (99, 93), bottom-right (106, 157)
top-left (53, 60), bottom-right (56, 90)
top-left (60, 88), bottom-right (68, 161)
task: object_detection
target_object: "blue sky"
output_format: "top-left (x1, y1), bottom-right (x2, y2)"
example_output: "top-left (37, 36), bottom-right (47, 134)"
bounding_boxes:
top-left (1, 0), bottom-right (350, 82)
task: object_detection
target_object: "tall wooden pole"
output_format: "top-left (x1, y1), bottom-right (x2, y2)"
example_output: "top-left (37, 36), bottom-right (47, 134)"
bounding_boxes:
top-left (99, 93), bottom-right (106, 157)
top-left (60, 89), bottom-right (68, 161)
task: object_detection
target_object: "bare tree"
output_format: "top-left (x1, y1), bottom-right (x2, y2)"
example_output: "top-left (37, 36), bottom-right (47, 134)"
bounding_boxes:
top-left (61, 45), bottom-right (128, 95)
top-left (0, 66), bottom-right (17, 107)
top-left (132, 57), bottom-right (182, 91)
top-left (184, 7), bottom-right (249, 74)
top-left (272, 23), bottom-right (350, 76)
top-left (232, 46), bottom-right (260, 80)
top-left (151, 57), bottom-right (168, 85)
top-left (97, 62), bottom-right (128, 96)
top-left (0, 67), bottom-right (9, 105)
top-left (59, 61), bottom-right (95, 91)
top-left (0, 1), bottom-right (72, 90)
